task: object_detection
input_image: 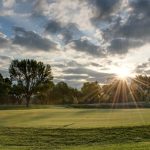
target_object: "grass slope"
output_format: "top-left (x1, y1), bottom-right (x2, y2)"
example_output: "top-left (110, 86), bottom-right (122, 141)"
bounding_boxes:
top-left (0, 107), bottom-right (150, 128)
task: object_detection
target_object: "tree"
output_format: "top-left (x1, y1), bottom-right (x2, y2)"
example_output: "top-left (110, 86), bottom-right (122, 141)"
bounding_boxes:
top-left (101, 78), bottom-right (131, 104)
top-left (49, 82), bottom-right (81, 104)
top-left (131, 75), bottom-right (150, 102)
top-left (0, 74), bottom-right (12, 104)
top-left (80, 81), bottom-right (101, 104)
top-left (52, 82), bottom-right (72, 104)
top-left (10, 81), bottom-right (25, 104)
top-left (9, 59), bottom-right (53, 107)
top-left (35, 81), bottom-right (54, 104)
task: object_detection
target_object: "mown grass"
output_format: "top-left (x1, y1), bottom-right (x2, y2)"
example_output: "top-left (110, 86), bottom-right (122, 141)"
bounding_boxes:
top-left (0, 107), bottom-right (150, 128)
top-left (0, 126), bottom-right (149, 150)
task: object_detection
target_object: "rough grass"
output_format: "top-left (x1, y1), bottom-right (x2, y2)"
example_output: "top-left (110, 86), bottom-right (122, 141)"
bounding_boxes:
top-left (0, 107), bottom-right (150, 128)
top-left (0, 126), bottom-right (149, 150)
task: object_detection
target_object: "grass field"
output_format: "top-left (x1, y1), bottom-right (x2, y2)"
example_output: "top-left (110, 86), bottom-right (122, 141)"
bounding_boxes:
top-left (0, 106), bottom-right (150, 149)
top-left (0, 106), bottom-right (150, 128)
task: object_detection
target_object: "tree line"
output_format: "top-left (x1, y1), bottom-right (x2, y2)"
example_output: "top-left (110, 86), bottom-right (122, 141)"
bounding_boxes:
top-left (0, 59), bottom-right (150, 107)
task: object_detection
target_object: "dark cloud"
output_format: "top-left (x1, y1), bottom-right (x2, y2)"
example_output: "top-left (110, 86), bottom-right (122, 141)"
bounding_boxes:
top-left (90, 0), bottom-right (150, 55)
top-left (108, 38), bottom-right (144, 54)
top-left (70, 39), bottom-right (104, 56)
top-left (13, 27), bottom-right (57, 51)
top-left (130, 0), bottom-right (150, 15)
top-left (89, 0), bottom-right (121, 18)
top-left (63, 67), bottom-right (114, 83)
top-left (118, 15), bottom-right (150, 41)
top-left (45, 21), bottom-right (82, 44)
top-left (116, 0), bottom-right (150, 41)
top-left (45, 20), bottom-right (62, 34)
top-left (0, 55), bottom-right (11, 61)
top-left (90, 62), bottom-right (103, 67)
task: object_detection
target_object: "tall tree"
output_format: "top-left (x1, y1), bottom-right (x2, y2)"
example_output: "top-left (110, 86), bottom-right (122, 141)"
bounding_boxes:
top-left (9, 59), bottom-right (53, 107)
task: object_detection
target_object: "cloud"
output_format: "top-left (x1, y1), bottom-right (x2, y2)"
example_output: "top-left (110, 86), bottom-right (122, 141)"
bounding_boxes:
top-left (118, 15), bottom-right (150, 42)
top-left (2, 0), bottom-right (15, 9)
top-left (89, 0), bottom-right (121, 18)
top-left (33, 0), bottom-right (94, 30)
top-left (130, 0), bottom-right (150, 15)
top-left (116, 0), bottom-right (150, 42)
top-left (108, 38), bottom-right (144, 54)
top-left (135, 58), bottom-right (150, 74)
top-left (0, 55), bottom-right (11, 61)
top-left (45, 20), bottom-right (62, 34)
top-left (0, 55), bottom-right (12, 67)
top-left (12, 27), bottom-right (58, 51)
top-left (45, 20), bottom-right (83, 44)
top-left (0, 32), bottom-right (10, 48)
top-left (63, 67), bottom-right (114, 83)
top-left (90, 0), bottom-right (150, 55)
top-left (0, 55), bottom-right (12, 77)
top-left (69, 39), bottom-right (104, 56)
top-left (56, 74), bottom-right (89, 81)
top-left (0, 36), bottom-right (9, 48)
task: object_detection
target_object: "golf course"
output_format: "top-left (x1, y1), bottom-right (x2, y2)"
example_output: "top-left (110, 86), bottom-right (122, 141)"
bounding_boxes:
top-left (0, 106), bottom-right (150, 150)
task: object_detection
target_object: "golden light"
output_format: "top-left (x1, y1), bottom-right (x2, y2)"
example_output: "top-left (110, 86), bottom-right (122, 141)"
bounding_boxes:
top-left (113, 66), bottom-right (131, 80)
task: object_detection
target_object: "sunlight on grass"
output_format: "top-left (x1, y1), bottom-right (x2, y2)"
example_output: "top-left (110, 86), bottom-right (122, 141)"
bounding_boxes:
top-left (0, 108), bottom-right (150, 128)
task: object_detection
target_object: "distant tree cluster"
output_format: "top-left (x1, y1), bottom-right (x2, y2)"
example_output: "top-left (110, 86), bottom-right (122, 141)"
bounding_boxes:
top-left (0, 59), bottom-right (150, 107)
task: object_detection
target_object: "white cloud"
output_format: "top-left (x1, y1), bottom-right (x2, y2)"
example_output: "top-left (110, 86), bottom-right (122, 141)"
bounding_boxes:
top-left (34, 0), bottom-right (95, 31)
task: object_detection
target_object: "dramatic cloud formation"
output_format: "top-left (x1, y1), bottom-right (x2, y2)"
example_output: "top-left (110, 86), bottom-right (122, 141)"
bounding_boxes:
top-left (13, 27), bottom-right (58, 51)
top-left (0, 0), bottom-right (150, 87)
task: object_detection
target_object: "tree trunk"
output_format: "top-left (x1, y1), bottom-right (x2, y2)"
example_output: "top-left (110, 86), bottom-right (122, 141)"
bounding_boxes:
top-left (26, 95), bottom-right (31, 107)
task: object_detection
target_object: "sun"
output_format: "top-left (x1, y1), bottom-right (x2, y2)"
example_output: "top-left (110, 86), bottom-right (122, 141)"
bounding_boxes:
top-left (113, 66), bottom-right (131, 80)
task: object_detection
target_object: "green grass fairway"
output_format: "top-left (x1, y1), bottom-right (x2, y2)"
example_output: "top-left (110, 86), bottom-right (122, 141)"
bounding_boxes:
top-left (0, 106), bottom-right (150, 149)
top-left (0, 107), bottom-right (150, 128)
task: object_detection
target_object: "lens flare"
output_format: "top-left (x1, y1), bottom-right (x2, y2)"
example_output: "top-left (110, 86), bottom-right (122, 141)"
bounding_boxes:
top-left (114, 66), bottom-right (131, 79)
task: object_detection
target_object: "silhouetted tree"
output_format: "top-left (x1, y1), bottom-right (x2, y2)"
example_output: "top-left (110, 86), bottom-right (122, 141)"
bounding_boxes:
top-left (0, 73), bottom-right (12, 104)
top-left (10, 81), bottom-right (25, 104)
top-left (9, 59), bottom-right (53, 107)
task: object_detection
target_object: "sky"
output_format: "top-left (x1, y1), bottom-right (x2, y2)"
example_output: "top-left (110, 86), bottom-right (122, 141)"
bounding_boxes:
top-left (0, 0), bottom-right (150, 88)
